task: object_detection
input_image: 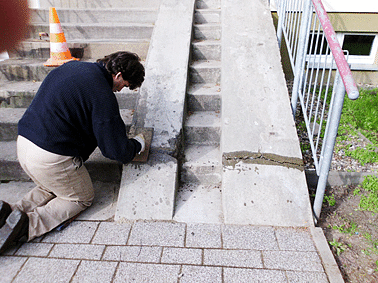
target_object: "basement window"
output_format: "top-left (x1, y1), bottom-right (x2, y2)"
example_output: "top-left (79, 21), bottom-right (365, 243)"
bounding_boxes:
top-left (337, 33), bottom-right (378, 65)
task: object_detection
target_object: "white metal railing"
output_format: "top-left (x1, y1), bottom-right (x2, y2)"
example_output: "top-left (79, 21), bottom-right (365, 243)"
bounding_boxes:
top-left (274, 0), bottom-right (359, 222)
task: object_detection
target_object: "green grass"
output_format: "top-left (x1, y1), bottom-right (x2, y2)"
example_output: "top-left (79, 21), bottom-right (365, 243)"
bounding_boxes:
top-left (355, 175), bottom-right (378, 214)
top-left (337, 88), bottom-right (378, 165)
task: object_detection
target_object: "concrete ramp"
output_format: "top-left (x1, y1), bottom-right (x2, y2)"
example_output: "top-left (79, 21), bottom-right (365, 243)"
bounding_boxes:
top-left (221, 0), bottom-right (313, 226)
top-left (115, 0), bottom-right (195, 221)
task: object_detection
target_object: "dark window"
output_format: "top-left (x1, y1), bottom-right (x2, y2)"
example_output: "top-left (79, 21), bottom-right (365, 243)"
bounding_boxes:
top-left (342, 35), bottom-right (375, 56)
top-left (307, 32), bottom-right (329, 55)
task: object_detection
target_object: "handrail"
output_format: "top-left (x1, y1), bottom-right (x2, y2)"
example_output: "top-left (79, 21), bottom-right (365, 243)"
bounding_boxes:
top-left (312, 0), bottom-right (359, 100)
top-left (274, 0), bottom-right (360, 223)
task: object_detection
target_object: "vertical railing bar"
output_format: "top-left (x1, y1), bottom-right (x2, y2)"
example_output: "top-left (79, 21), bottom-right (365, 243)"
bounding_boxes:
top-left (291, 0), bottom-right (312, 115)
top-left (288, 0), bottom-right (297, 53)
top-left (312, 30), bottom-right (328, 151)
top-left (318, 52), bottom-right (335, 171)
top-left (308, 20), bottom-right (323, 132)
top-left (292, 0), bottom-right (303, 61)
top-left (314, 70), bottom-right (345, 222)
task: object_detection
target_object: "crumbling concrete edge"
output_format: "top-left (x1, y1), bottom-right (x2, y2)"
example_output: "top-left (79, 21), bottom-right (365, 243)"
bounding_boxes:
top-left (223, 151), bottom-right (304, 171)
top-left (311, 226), bottom-right (345, 283)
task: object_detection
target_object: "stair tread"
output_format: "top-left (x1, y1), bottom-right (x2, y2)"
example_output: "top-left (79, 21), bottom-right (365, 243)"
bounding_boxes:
top-left (183, 144), bottom-right (221, 166)
top-left (32, 22), bottom-right (155, 27)
top-left (0, 81), bottom-right (42, 94)
top-left (192, 40), bottom-right (221, 46)
top-left (190, 60), bottom-right (221, 68)
top-left (187, 83), bottom-right (221, 95)
top-left (185, 111), bottom-right (221, 127)
top-left (0, 140), bottom-right (119, 164)
top-left (0, 108), bottom-right (134, 124)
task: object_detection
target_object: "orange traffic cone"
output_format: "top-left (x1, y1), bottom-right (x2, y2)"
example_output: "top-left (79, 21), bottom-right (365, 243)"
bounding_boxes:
top-left (44, 7), bottom-right (79, 67)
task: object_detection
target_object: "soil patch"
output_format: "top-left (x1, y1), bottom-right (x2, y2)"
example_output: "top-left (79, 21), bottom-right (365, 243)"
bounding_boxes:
top-left (310, 183), bottom-right (378, 282)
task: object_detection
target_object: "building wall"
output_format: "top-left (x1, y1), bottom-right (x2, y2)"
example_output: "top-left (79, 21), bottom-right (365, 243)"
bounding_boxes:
top-left (272, 11), bottom-right (378, 85)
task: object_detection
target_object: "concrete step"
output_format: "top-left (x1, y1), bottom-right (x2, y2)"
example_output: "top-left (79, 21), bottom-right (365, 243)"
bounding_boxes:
top-left (194, 9), bottom-right (221, 24)
top-left (0, 81), bottom-right (41, 108)
top-left (0, 141), bottom-right (122, 182)
top-left (9, 41), bottom-right (149, 61)
top-left (187, 83), bottom-right (221, 112)
top-left (184, 111), bottom-right (221, 145)
top-left (0, 108), bottom-right (134, 141)
top-left (29, 23), bottom-right (153, 41)
top-left (181, 144), bottom-right (221, 184)
top-left (196, 0), bottom-right (221, 9)
top-left (31, 8), bottom-right (158, 24)
top-left (173, 182), bottom-right (223, 223)
top-left (33, 0), bottom-right (162, 9)
top-left (0, 81), bottom-right (138, 109)
top-left (189, 60), bottom-right (221, 84)
top-left (194, 24), bottom-right (221, 41)
top-left (192, 41), bottom-right (221, 61)
top-left (0, 58), bottom-right (50, 82)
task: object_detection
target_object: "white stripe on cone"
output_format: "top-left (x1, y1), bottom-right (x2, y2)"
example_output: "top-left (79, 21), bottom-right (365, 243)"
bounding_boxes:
top-left (49, 23), bottom-right (64, 34)
top-left (50, 42), bottom-right (69, 53)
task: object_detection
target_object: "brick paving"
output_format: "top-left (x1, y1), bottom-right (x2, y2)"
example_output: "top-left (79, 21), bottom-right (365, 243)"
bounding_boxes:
top-left (0, 220), bottom-right (330, 283)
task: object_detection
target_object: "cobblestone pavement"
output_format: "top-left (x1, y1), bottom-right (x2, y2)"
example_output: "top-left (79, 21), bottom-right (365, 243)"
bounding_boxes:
top-left (0, 220), bottom-right (331, 283)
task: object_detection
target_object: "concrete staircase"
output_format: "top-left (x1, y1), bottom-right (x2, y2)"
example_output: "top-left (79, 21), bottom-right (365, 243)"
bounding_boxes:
top-left (0, 0), bottom-right (314, 227)
top-left (173, 1), bottom-right (223, 223)
top-left (0, 0), bottom-right (160, 183)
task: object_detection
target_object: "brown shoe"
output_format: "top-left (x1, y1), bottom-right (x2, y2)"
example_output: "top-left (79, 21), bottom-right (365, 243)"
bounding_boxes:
top-left (0, 201), bottom-right (12, 228)
top-left (0, 210), bottom-right (28, 254)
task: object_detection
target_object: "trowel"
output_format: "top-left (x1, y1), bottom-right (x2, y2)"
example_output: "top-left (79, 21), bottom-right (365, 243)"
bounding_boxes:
top-left (128, 126), bottom-right (154, 163)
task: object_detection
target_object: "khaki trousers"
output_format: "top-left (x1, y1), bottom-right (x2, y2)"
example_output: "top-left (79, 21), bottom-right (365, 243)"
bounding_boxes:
top-left (14, 136), bottom-right (94, 241)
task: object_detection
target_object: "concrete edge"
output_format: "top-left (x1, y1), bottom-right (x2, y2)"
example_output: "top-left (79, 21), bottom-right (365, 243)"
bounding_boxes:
top-left (311, 226), bottom-right (345, 283)
top-left (305, 169), bottom-right (378, 187)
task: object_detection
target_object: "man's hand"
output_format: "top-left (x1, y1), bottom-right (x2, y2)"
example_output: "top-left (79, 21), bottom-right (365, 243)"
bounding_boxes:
top-left (132, 133), bottom-right (145, 153)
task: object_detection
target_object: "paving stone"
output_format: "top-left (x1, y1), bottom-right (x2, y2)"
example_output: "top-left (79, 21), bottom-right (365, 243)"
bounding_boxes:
top-left (42, 221), bottom-right (99, 244)
top-left (102, 245), bottom-right (162, 263)
top-left (71, 260), bottom-right (118, 283)
top-left (179, 265), bottom-right (222, 283)
top-left (91, 222), bottom-right (132, 245)
top-left (161, 247), bottom-right (202, 265)
top-left (13, 257), bottom-right (80, 283)
top-left (286, 271), bottom-right (329, 282)
top-left (113, 262), bottom-right (180, 283)
top-left (263, 251), bottom-right (325, 272)
top-left (223, 267), bottom-right (287, 282)
top-left (0, 256), bottom-right (27, 283)
top-left (222, 225), bottom-right (278, 250)
top-left (204, 249), bottom-right (263, 268)
top-left (185, 223), bottom-right (222, 248)
top-left (128, 221), bottom-right (186, 247)
top-left (275, 227), bottom-right (317, 252)
top-left (15, 243), bottom-right (54, 257)
top-left (49, 244), bottom-right (105, 260)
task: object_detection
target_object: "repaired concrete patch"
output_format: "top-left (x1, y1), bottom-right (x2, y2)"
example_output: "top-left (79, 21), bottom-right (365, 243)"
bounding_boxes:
top-left (223, 151), bottom-right (304, 171)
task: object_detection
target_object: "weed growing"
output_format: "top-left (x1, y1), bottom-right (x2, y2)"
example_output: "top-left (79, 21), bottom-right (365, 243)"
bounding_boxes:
top-left (337, 88), bottom-right (378, 166)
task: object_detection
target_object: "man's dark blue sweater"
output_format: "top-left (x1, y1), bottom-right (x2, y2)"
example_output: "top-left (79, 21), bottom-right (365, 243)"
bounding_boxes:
top-left (18, 61), bottom-right (141, 163)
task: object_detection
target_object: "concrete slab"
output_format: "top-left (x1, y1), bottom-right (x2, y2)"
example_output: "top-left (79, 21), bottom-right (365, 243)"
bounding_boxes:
top-left (133, 0), bottom-right (195, 153)
top-left (185, 223), bottom-right (222, 248)
top-left (103, 246), bottom-right (162, 263)
top-left (173, 183), bottom-right (223, 223)
top-left (221, 0), bottom-right (301, 159)
top-left (161, 247), bottom-right (202, 265)
top-left (72, 261), bottom-right (118, 283)
top-left (114, 152), bottom-right (178, 221)
top-left (114, 263), bottom-right (180, 283)
top-left (180, 266), bottom-right (222, 283)
top-left (222, 163), bottom-right (313, 226)
top-left (13, 258), bottom-right (79, 283)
